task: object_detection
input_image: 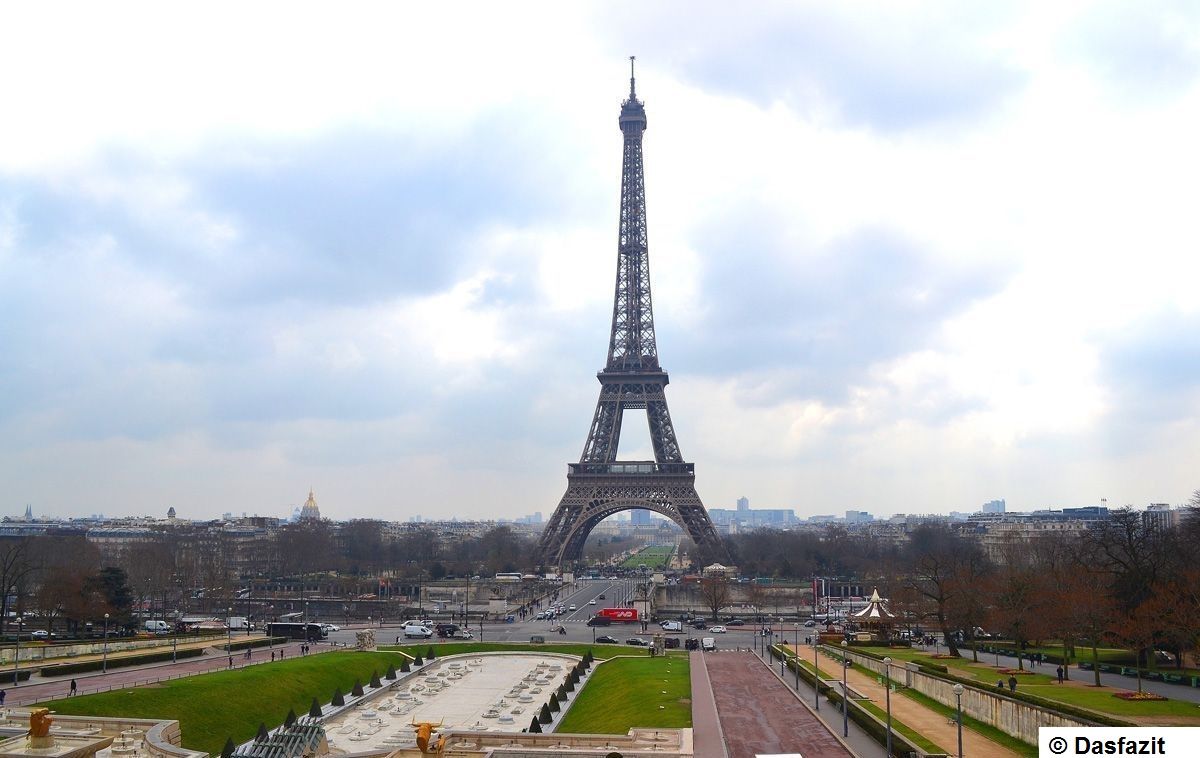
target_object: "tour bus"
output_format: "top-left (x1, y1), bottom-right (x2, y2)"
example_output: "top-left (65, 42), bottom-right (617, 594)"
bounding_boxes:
top-left (266, 622), bottom-right (327, 641)
top-left (494, 573), bottom-right (523, 583)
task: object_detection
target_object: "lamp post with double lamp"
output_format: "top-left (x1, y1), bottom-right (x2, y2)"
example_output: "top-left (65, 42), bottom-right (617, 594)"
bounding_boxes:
top-left (883, 656), bottom-right (894, 758)
top-left (12, 615), bottom-right (23, 686)
top-left (840, 640), bottom-right (849, 738)
top-left (226, 607), bottom-right (232, 657)
top-left (953, 683), bottom-right (964, 758)
top-left (102, 613), bottom-right (109, 673)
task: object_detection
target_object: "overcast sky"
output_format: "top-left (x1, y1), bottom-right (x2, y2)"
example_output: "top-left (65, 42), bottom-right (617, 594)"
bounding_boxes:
top-left (3, 2), bottom-right (1199, 522)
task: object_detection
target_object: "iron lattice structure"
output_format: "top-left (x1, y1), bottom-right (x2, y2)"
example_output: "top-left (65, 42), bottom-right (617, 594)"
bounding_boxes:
top-left (537, 60), bottom-right (725, 568)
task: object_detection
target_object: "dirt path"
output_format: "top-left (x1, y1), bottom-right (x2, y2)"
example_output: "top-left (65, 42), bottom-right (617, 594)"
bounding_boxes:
top-left (795, 646), bottom-right (1023, 758)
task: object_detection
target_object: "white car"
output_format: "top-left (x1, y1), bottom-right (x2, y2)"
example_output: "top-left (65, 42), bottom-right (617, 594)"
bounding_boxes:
top-left (589, 599), bottom-right (597, 605)
top-left (31, 630), bottom-right (51, 640)
top-left (568, 604), bottom-right (577, 611)
top-left (709, 625), bottom-right (727, 634)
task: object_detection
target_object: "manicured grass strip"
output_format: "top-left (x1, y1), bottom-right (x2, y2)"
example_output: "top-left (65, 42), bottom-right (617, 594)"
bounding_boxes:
top-left (621, 545), bottom-right (675, 569)
top-left (899, 687), bottom-right (1037, 757)
top-left (39, 651), bottom-right (406, 756)
top-left (557, 656), bottom-right (690, 733)
top-left (857, 699), bottom-right (946, 755)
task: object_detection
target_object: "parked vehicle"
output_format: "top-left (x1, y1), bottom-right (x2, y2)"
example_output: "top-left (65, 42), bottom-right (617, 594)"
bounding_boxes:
top-left (403, 624), bottom-right (433, 639)
top-left (664, 637), bottom-right (681, 649)
top-left (31, 630), bottom-right (52, 640)
top-left (625, 637), bottom-right (648, 646)
top-left (685, 638), bottom-right (699, 651)
top-left (596, 635), bottom-right (619, 644)
top-left (725, 619), bottom-right (745, 626)
top-left (661, 621), bottom-right (683, 632)
top-left (267, 622), bottom-right (326, 641)
top-left (701, 637), bottom-right (716, 651)
top-left (226, 617), bottom-right (254, 631)
top-left (530, 635), bottom-right (546, 644)
top-left (144, 620), bottom-right (170, 635)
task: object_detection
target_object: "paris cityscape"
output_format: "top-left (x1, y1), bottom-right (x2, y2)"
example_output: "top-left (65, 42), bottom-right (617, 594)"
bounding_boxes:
top-left (3, 4), bottom-right (1199, 758)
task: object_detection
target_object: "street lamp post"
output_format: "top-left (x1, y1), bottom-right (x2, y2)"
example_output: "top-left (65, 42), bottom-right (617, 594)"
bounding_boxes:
top-left (840, 640), bottom-right (849, 737)
top-left (813, 635), bottom-right (820, 711)
top-left (13, 615), bottom-right (23, 686)
top-left (883, 656), bottom-right (894, 758)
top-left (227, 607), bottom-right (233, 658)
top-left (172, 634), bottom-right (177, 663)
top-left (102, 613), bottom-right (109, 673)
top-left (953, 683), bottom-right (964, 758)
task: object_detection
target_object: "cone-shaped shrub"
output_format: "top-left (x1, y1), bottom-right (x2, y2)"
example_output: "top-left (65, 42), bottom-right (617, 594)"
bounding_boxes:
top-left (400, 658), bottom-right (411, 672)
top-left (564, 677), bottom-right (575, 693)
top-left (528, 716), bottom-right (542, 733)
top-left (426, 646), bottom-right (436, 660)
top-left (309, 698), bottom-right (323, 718)
top-left (352, 679), bottom-right (364, 697)
top-left (221, 738), bottom-right (235, 758)
top-left (370, 671), bottom-right (382, 688)
top-left (331, 687), bottom-right (345, 706)
top-left (414, 655), bottom-right (424, 666)
top-left (538, 703), bottom-right (552, 724)
top-left (285, 709), bottom-right (297, 727)
top-left (549, 692), bottom-right (560, 712)
top-left (255, 723), bottom-right (269, 742)
top-left (570, 668), bottom-right (580, 684)
top-left (386, 663), bottom-right (397, 679)
top-left (557, 684), bottom-right (568, 700)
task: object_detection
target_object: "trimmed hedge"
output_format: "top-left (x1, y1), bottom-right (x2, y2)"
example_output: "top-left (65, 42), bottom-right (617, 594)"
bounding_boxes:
top-left (40, 646), bottom-right (204, 676)
top-left (1, 670), bottom-right (32, 683)
top-left (833, 644), bottom-right (1131, 727)
top-left (773, 645), bottom-right (928, 758)
top-left (220, 637), bottom-right (289, 653)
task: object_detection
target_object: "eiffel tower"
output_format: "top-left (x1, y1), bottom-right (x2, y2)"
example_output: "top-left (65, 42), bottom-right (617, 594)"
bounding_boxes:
top-left (536, 59), bottom-right (725, 568)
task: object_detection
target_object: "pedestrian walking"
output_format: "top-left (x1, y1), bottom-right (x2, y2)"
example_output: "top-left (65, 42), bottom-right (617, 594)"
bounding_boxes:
top-left (271, 651), bottom-right (275, 662)
top-left (0, 689), bottom-right (5, 705)
top-left (70, 679), bottom-right (77, 696)
top-left (228, 656), bottom-right (233, 668)
top-left (279, 649), bottom-right (284, 659)
top-left (1008, 675), bottom-right (1017, 692)
top-left (1056, 666), bottom-right (1064, 684)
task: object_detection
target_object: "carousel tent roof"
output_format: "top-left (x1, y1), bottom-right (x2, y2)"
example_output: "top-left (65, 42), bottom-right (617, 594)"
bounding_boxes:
top-left (850, 588), bottom-right (897, 622)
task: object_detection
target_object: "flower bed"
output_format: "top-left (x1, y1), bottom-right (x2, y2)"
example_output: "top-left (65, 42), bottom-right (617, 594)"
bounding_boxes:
top-left (1113, 691), bottom-right (1168, 701)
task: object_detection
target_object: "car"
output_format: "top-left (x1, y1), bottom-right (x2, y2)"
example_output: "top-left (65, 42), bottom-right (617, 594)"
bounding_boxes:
top-left (665, 637), bottom-right (681, 649)
top-left (596, 635), bottom-right (619, 644)
top-left (530, 635), bottom-right (546, 644)
top-left (568, 604), bottom-right (577, 611)
top-left (625, 637), bottom-right (648, 646)
top-left (725, 619), bottom-right (745, 626)
top-left (804, 620), bottom-right (816, 627)
top-left (586, 616), bottom-right (611, 626)
top-left (685, 638), bottom-right (699, 650)
top-left (598, 594), bottom-right (606, 599)
top-left (535, 611), bottom-right (547, 620)
top-left (452, 629), bottom-right (474, 639)
top-left (589, 599), bottom-right (597, 605)
top-left (30, 630), bottom-right (51, 640)
top-left (701, 637), bottom-right (717, 651)
top-left (435, 624), bottom-right (460, 638)
top-left (709, 625), bottom-right (727, 634)
top-left (691, 620), bottom-right (708, 630)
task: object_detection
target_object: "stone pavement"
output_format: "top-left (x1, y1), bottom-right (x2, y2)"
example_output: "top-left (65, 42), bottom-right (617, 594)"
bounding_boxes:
top-left (689, 651), bottom-right (727, 758)
top-left (802, 645), bottom-right (1021, 758)
top-left (703, 651), bottom-right (853, 758)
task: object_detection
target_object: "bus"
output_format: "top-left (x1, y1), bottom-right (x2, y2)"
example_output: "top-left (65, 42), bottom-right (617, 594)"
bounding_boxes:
top-left (266, 622), bottom-right (327, 641)
top-left (494, 573), bottom-right (523, 583)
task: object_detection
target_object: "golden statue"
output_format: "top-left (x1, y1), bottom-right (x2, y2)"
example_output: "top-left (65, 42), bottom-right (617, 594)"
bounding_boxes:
top-left (410, 718), bottom-right (443, 753)
top-left (29, 707), bottom-right (53, 741)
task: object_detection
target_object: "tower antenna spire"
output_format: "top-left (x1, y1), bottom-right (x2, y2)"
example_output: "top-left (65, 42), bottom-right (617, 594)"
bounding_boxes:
top-left (629, 55), bottom-right (636, 99)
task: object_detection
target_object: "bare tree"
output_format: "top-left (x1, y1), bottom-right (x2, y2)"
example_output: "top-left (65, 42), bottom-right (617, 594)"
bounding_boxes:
top-left (698, 577), bottom-right (730, 620)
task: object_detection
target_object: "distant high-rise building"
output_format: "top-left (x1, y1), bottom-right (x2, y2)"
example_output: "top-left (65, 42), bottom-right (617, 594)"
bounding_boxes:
top-left (845, 510), bottom-right (873, 524)
top-left (299, 489), bottom-right (321, 521)
top-left (737, 497), bottom-right (750, 512)
top-left (630, 509), bottom-right (652, 525)
top-left (982, 499), bottom-right (1006, 513)
top-left (1143, 504), bottom-right (1176, 531)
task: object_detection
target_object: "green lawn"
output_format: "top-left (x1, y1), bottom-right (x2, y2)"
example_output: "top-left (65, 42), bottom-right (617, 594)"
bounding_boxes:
top-left (852, 645), bottom-right (1200, 722)
top-left (39, 651), bottom-right (407, 756)
top-left (556, 655), bottom-right (690, 733)
top-left (621, 545), bottom-right (674, 569)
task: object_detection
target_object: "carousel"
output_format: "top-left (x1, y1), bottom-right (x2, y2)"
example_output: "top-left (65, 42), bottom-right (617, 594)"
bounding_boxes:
top-left (849, 587), bottom-right (897, 641)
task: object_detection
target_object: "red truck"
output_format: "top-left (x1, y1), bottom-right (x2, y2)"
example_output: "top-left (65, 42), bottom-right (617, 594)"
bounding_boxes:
top-left (596, 607), bottom-right (639, 623)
